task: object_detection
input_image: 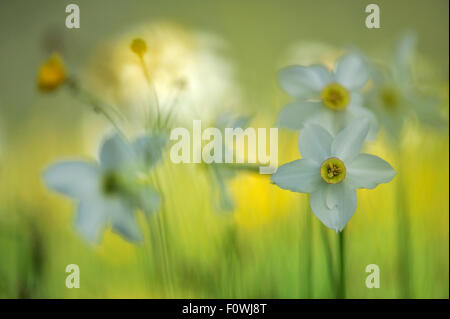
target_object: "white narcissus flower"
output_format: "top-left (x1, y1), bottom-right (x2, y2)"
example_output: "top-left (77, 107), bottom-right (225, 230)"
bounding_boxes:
top-left (43, 134), bottom-right (160, 243)
top-left (367, 33), bottom-right (448, 140)
top-left (271, 119), bottom-right (396, 231)
top-left (277, 52), bottom-right (379, 139)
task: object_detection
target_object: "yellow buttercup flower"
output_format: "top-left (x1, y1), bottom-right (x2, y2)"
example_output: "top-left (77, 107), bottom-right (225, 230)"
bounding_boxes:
top-left (37, 53), bottom-right (66, 92)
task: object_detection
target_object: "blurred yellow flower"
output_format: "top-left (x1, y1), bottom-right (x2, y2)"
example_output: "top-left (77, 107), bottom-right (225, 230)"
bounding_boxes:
top-left (37, 53), bottom-right (66, 92)
top-left (130, 38), bottom-right (148, 57)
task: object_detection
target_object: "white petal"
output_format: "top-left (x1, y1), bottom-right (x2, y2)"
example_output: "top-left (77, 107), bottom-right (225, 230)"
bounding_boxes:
top-left (305, 108), bottom-right (347, 137)
top-left (309, 182), bottom-right (357, 231)
top-left (75, 199), bottom-right (108, 243)
top-left (393, 32), bottom-right (417, 83)
top-left (271, 159), bottom-right (321, 193)
top-left (335, 53), bottom-right (369, 91)
top-left (298, 124), bottom-right (333, 164)
top-left (278, 65), bottom-right (332, 99)
top-left (133, 134), bottom-right (167, 169)
top-left (43, 161), bottom-right (100, 199)
top-left (409, 94), bottom-right (448, 129)
top-left (108, 198), bottom-right (142, 242)
top-left (346, 97), bottom-right (379, 141)
top-left (277, 101), bottom-right (321, 130)
top-left (99, 133), bottom-right (135, 170)
top-left (137, 187), bottom-right (160, 215)
top-left (331, 118), bottom-right (370, 162)
top-left (347, 154), bottom-right (396, 189)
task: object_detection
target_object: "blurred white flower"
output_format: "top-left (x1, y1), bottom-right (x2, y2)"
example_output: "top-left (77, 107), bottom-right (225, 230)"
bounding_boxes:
top-left (84, 21), bottom-right (241, 133)
top-left (133, 132), bottom-right (168, 171)
top-left (43, 133), bottom-right (160, 243)
top-left (277, 52), bottom-right (378, 139)
top-left (271, 119), bottom-right (395, 232)
top-left (366, 32), bottom-right (448, 140)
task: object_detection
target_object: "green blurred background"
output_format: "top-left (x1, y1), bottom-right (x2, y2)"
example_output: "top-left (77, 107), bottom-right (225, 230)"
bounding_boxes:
top-left (0, 0), bottom-right (448, 298)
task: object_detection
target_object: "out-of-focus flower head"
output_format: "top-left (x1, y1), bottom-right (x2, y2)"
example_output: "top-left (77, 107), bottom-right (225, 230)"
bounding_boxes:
top-left (85, 21), bottom-right (241, 131)
top-left (43, 133), bottom-right (161, 243)
top-left (271, 119), bottom-right (396, 232)
top-left (130, 38), bottom-right (148, 57)
top-left (366, 32), bottom-right (449, 141)
top-left (37, 53), bottom-right (66, 92)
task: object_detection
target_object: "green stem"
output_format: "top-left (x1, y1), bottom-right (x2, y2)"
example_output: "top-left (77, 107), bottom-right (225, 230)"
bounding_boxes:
top-left (319, 224), bottom-right (335, 293)
top-left (395, 162), bottom-right (411, 298)
top-left (138, 56), bottom-right (162, 130)
top-left (162, 85), bottom-right (183, 129)
top-left (65, 78), bottom-right (126, 137)
top-left (337, 230), bottom-right (345, 299)
top-left (151, 167), bottom-right (175, 297)
top-left (302, 203), bottom-right (313, 298)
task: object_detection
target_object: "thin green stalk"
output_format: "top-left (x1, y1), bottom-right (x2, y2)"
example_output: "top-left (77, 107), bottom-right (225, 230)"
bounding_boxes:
top-left (395, 163), bottom-right (411, 298)
top-left (136, 54), bottom-right (174, 295)
top-left (319, 224), bottom-right (335, 293)
top-left (162, 85), bottom-right (183, 128)
top-left (301, 202), bottom-right (313, 298)
top-left (138, 55), bottom-right (162, 130)
top-left (65, 78), bottom-right (126, 137)
top-left (151, 167), bottom-right (175, 297)
top-left (337, 230), bottom-right (345, 299)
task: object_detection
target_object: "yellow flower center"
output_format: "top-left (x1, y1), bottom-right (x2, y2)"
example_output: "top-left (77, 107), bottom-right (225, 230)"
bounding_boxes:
top-left (320, 157), bottom-right (346, 184)
top-left (130, 38), bottom-right (148, 57)
top-left (102, 172), bottom-right (121, 195)
top-left (380, 87), bottom-right (399, 110)
top-left (37, 54), bottom-right (66, 92)
top-left (321, 83), bottom-right (350, 111)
